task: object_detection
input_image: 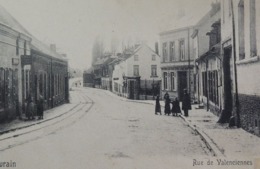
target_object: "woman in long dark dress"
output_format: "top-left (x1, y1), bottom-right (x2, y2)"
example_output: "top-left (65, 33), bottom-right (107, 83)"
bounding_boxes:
top-left (155, 95), bottom-right (161, 115)
top-left (164, 95), bottom-right (171, 115)
top-left (171, 97), bottom-right (181, 116)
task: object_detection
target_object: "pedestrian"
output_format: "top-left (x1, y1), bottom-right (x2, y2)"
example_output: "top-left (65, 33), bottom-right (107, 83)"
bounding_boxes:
top-left (30, 97), bottom-right (36, 120)
top-left (182, 89), bottom-right (191, 117)
top-left (164, 91), bottom-right (169, 100)
top-left (37, 95), bottom-right (44, 120)
top-left (164, 95), bottom-right (171, 116)
top-left (171, 97), bottom-right (181, 116)
top-left (26, 95), bottom-right (35, 120)
top-left (155, 95), bottom-right (161, 115)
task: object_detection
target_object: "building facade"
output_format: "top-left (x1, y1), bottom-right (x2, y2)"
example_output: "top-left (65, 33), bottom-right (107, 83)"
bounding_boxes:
top-left (192, 2), bottom-right (222, 115)
top-left (112, 44), bottom-right (161, 100)
top-left (0, 6), bottom-right (69, 122)
top-left (0, 22), bottom-right (31, 122)
top-left (159, 27), bottom-right (194, 101)
top-left (221, 0), bottom-right (260, 135)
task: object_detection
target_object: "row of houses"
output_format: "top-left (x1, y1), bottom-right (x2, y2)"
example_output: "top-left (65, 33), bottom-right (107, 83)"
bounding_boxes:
top-left (83, 44), bottom-right (162, 100)
top-left (159, 0), bottom-right (260, 136)
top-left (0, 5), bottom-right (69, 122)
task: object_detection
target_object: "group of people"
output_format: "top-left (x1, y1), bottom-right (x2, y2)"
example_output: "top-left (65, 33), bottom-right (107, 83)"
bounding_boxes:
top-left (155, 89), bottom-right (191, 117)
top-left (25, 95), bottom-right (44, 120)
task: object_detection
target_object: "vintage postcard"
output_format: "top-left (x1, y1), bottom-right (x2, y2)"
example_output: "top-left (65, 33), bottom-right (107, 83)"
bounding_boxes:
top-left (0, 0), bottom-right (259, 168)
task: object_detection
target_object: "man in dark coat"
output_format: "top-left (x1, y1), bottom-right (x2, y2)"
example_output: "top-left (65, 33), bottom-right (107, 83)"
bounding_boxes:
top-left (37, 95), bottom-right (44, 120)
top-left (155, 95), bottom-right (161, 115)
top-left (164, 95), bottom-right (171, 115)
top-left (182, 89), bottom-right (191, 117)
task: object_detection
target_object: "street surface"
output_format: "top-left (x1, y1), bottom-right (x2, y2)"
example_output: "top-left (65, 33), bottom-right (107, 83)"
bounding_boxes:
top-left (0, 87), bottom-right (210, 169)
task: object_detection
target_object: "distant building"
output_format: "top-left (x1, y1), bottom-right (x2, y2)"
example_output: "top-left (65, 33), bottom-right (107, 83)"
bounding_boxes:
top-left (159, 26), bottom-right (194, 101)
top-left (112, 44), bottom-right (161, 100)
top-left (83, 67), bottom-right (94, 88)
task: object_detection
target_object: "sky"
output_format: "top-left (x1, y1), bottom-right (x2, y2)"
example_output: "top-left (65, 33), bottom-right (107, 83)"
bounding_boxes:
top-left (0, 0), bottom-right (214, 70)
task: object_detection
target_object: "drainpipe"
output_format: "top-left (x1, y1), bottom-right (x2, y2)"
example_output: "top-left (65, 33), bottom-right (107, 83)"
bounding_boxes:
top-left (231, 0), bottom-right (241, 127)
top-left (206, 60), bottom-right (209, 111)
top-left (188, 28), bottom-right (191, 94)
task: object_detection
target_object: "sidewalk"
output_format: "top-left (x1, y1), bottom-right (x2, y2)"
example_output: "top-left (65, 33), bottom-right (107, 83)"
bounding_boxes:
top-left (0, 103), bottom-right (77, 135)
top-left (105, 90), bottom-right (260, 157)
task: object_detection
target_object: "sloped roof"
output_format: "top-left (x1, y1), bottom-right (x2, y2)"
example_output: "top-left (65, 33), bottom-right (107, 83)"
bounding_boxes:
top-left (159, 6), bottom-right (211, 35)
top-left (84, 67), bottom-right (94, 74)
top-left (0, 5), bottom-right (65, 60)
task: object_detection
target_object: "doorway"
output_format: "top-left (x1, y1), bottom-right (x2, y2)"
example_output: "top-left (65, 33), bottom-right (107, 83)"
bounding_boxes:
top-left (178, 71), bottom-right (187, 101)
top-left (223, 47), bottom-right (233, 116)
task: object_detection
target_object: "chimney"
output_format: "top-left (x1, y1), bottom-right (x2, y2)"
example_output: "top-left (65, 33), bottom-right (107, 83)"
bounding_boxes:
top-left (50, 44), bottom-right (56, 52)
top-left (155, 42), bottom-right (159, 55)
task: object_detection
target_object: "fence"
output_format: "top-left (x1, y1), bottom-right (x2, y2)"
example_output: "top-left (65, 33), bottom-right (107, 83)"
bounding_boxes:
top-left (139, 79), bottom-right (161, 100)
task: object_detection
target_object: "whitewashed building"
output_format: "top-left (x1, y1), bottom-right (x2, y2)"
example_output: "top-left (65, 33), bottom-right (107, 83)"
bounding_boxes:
top-left (220, 0), bottom-right (260, 135)
top-left (112, 44), bottom-right (161, 100)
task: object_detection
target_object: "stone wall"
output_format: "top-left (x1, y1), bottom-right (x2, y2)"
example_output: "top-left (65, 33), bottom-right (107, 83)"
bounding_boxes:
top-left (238, 93), bottom-right (260, 136)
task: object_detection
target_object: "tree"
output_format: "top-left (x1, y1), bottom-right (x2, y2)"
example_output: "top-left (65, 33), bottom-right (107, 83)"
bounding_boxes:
top-left (92, 37), bottom-right (104, 65)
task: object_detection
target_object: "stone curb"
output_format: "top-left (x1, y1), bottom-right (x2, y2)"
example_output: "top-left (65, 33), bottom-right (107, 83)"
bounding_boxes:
top-left (179, 115), bottom-right (225, 157)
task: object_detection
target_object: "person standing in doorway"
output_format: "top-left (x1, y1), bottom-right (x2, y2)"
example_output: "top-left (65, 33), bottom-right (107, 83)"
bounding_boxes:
top-left (155, 95), bottom-right (161, 115)
top-left (182, 89), bottom-right (191, 117)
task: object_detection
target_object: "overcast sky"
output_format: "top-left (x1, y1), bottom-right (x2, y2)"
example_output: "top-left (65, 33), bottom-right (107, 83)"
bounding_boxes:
top-left (0, 0), bottom-right (213, 70)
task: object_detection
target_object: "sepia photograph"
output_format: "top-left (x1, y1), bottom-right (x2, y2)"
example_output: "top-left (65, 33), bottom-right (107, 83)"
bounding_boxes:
top-left (0, 0), bottom-right (259, 168)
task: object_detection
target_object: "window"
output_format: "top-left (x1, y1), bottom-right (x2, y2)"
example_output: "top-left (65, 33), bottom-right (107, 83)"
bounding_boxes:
top-left (238, 0), bottom-right (245, 60)
top-left (0, 69), bottom-right (4, 109)
top-left (170, 72), bottom-right (175, 91)
top-left (179, 40), bottom-right (185, 60)
top-left (163, 72), bottom-right (168, 90)
top-left (44, 74), bottom-right (47, 99)
top-left (24, 41), bottom-right (26, 55)
top-left (151, 65), bottom-right (157, 77)
top-left (152, 54), bottom-right (156, 61)
top-left (202, 72), bottom-right (207, 97)
top-left (16, 38), bottom-right (19, 56)
top-left (222, 1), bottom-right (225, 23)
top-left (207, 70), bottom-right (219, 105)
top-left (169, 41), bottom-right (175, 61)
top-left (228, 0), bottom-right (232, 16)
top-left (162, 42), bottom-right (168, 62)
top-left (134, 55), bottom-right (138, 61)
top-left (133, 65), bottom-right (139, 76)
top-left (250, 0), bottom-right (257, 56)
top-left (39, 74), bottom-right (43, 96)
